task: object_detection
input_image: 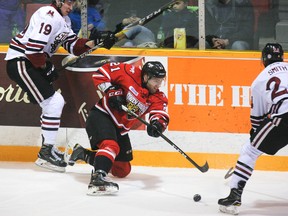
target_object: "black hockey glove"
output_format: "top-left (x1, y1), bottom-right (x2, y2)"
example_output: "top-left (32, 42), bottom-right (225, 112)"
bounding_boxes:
top-left (106, 86), bottom-right (126, 111)
top-left (147, 120), bottom-right (164, 138)
top-left (102, 31), bottom-right (117, 49)
top-left (40, 61), bottom-right (58, 83)
top-left (89, 28), bottom-right (117, 49)
top-left (89, 28), bottom-right (104, 44)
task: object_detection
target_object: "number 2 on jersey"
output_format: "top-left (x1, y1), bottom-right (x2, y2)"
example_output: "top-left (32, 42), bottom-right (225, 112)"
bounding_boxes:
top-left (266, 76), bottom-right (288, 101)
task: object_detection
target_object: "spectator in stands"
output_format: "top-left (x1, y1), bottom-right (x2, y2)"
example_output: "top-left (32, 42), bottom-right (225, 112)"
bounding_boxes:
top-left (0, 0), bottom-right (25, 43)
top-left (69, 0), bottom-right (105, 36)
top-left (205, 0), bottom-right (254, 50)
top-left (160, 0), bottom-right (199, 48)
top-left (114, 16), bottom-right (157, 48)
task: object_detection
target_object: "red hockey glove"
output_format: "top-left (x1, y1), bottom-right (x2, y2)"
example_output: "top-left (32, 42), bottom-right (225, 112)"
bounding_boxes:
top-left (106, 86), bottom-right (126, 111)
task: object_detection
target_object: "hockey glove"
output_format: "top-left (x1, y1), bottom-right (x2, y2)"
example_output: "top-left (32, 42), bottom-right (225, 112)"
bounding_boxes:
top-left (106, 86), bottom-right (126, 111)
top-left (147, 120), bottom-right (165, 138)
top-left (40, 61), bottom-right (58, 83)
top-left (89, 28), bottom-right (117, 49)
top-left (102, 31), bottom-right (117, 49)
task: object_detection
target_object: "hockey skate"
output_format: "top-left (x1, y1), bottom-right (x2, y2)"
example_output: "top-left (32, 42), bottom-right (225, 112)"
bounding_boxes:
top-left (218, 181), bottom-right (245, 215)
top-left (35, 144), bottom-right (67, 172)
top-left (87, 170), bottom-right (119, 195)
top-left (68, 143), bottom-right (88, 166)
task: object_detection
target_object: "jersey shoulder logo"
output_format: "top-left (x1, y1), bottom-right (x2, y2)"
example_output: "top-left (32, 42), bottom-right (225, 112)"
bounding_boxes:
top-left (47, 10), bottom-right (55, 17)
top-left (129, 66), bottom-right (135, 74)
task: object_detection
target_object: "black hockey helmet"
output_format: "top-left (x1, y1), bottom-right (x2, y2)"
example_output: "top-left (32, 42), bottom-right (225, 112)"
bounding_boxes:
top-left (142, 61), bottom-right (166, 79)
top-left (262, 43), bottom-right (284, 67)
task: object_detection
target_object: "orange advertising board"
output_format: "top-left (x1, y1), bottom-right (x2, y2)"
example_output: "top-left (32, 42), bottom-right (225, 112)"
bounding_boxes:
top-left (168, 57), bottom-right (264, 133)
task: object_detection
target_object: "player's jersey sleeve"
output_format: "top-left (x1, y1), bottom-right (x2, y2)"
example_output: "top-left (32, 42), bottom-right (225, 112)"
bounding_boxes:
top-left (146, 91), bottom-right (169, 125)
top-left (92, 62), bottom-right (127, 91)
top-left (62, 16), bottom-right (90, 56)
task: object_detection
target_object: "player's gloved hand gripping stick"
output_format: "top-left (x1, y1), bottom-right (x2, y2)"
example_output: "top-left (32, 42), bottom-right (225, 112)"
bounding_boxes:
top-left (60, 0), bottom-right (177, 71)
top-left (121, 105), bottom-right (209, 173)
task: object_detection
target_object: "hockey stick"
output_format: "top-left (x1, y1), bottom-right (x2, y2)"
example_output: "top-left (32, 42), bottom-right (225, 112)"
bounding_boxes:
top-left (121, 105), bottom-right (209, 173)
top-left (60, 56), bottom-right (111, 71)
top-left (60, 0), bottom-right (177, 70)
top-left (224, 167), bottom-right (234, 179)
top-left (59, 46), bottom-right (108, 71)
top-left (122, 0), bottom-right (176, 29)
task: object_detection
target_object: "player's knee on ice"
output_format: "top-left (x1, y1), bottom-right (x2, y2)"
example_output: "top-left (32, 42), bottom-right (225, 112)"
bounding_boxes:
top-left (111, 161), bottom-right (131, 178)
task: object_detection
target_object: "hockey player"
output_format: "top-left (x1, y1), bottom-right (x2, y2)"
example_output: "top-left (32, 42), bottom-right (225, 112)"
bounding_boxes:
top-left (5, 0), bottom-right (117, 172)
top-left (218, 43), bottom-right (288, 215)
top-left (68, 61), bottom-right (169, 195)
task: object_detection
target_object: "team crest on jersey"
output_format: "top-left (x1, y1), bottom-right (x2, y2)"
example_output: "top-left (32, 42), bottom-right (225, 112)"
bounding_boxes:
top-left (126, 92), bottom-right (148, 118)
top-left (50, 32), bottom-right (69, 53)
top-left (127, 102), bottom-right (139, 115)
top-left (47, 10), bottom-right (55, 17)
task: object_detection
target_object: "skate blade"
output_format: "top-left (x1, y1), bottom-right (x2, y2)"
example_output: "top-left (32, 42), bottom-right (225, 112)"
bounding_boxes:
top-left (35, 158), bottom-right (66, 173)
top-left (219, 205), bottom-right (239, 215)
top-left (68, 160), bottom-right (76, 166)
top-left (87, 185), bottom-right (119, 196)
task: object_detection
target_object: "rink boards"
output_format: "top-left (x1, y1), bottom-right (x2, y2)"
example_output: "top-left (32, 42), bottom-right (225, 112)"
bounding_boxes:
top-left (1, 46), bottom-right (288, 171)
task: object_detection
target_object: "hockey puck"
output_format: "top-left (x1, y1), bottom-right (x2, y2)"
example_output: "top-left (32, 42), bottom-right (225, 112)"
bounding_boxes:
top-left (193, 194), bottom-right (201, 202)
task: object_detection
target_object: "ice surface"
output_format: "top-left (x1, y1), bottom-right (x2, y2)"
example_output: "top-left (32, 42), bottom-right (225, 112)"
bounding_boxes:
top-left (0, 162), bottom-right (287, 216)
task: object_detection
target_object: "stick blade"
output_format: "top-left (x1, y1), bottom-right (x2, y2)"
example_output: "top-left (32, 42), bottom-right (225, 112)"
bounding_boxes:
top-left (198, 161), bottom-right (209, 173)
top-left (224, 167), bottom-right (234, 179)
top-left (61, 55), bottom-right (78, 67)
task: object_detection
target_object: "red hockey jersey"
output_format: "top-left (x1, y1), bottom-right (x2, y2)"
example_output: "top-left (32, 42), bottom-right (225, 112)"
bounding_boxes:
top-left (92, 62), bottom-right (169, 135)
